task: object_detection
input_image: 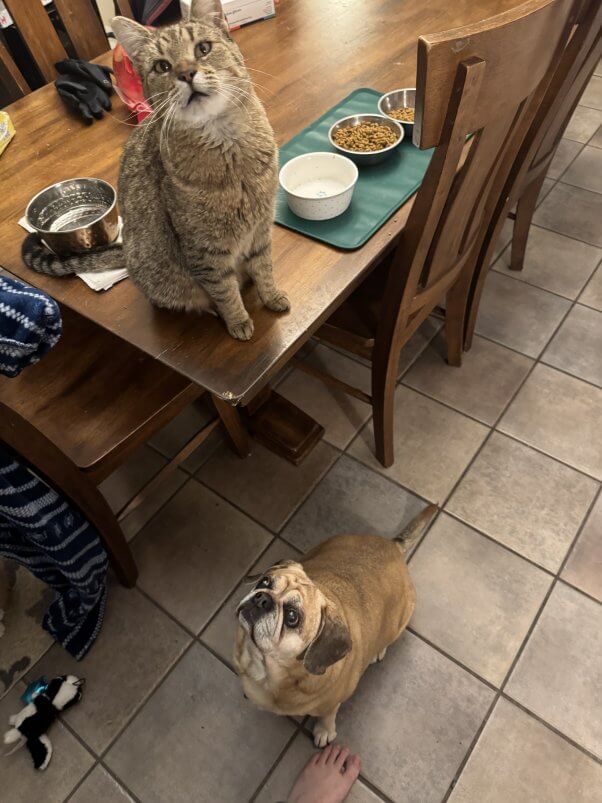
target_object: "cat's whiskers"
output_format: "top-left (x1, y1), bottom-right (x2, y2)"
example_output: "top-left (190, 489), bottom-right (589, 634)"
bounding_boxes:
top-left (245, 66), bottom-right (276, 79)
top-left (216, 85), bottom-right (247, 114)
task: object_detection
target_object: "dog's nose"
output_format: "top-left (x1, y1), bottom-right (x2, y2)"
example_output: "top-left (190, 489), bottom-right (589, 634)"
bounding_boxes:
top-left (178, 68), bottom-right (197, 84)
top-left (253, 591), bottom-right (273, 610)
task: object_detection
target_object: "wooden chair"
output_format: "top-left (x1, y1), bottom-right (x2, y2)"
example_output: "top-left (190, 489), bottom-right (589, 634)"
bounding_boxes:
top-left (299, 0), bottom-right (577, 467)
top-left (0, 305), bottom-right (249, 587)
top-left (464, 0), bottom-right (602, 349)
top-left (0, 0), bottom-right (109, 101)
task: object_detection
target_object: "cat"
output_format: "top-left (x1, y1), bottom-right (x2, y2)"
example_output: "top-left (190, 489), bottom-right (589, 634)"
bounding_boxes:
top-left (22, 0), bottom-right (289, 341)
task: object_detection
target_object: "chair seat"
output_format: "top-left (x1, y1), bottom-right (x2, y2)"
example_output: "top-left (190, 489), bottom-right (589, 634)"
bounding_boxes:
top-left (0, 306), bottom-right (201, 480)
top-left (317, 257), bottom-right (391, 358)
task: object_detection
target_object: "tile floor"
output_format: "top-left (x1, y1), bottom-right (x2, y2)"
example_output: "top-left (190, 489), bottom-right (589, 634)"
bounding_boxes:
top-left (2, 84), bottom-right (602, 803)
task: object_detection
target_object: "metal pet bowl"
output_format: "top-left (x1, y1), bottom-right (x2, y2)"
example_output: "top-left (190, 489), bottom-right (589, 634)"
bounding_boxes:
top-left (378, 88), bottom-right (416, 138)
top-left (26, 177), bottom-right (119, 257)
top-left (328, 114), bottom-right (404, 166)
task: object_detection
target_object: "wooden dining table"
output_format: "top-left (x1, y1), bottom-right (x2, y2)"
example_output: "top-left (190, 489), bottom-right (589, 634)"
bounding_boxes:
top-left (0, 0), bottom-right (520, 447)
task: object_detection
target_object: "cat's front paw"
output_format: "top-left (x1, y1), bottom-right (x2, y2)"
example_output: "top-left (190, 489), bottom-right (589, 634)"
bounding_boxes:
top-left (228, 317), bottom-right (254, 341)
top-left (263, 291), bottom-right (290, 313)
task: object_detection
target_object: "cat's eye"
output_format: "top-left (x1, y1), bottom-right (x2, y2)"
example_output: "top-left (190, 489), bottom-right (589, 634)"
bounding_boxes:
top-left (256, 576), bottom-right (271, 589)
top-left (153, 60), bottom-right (172, 74)
top-left (284, 607), bottom-right (300, 628)
top-left (195, 41), bottom-right (212, 57)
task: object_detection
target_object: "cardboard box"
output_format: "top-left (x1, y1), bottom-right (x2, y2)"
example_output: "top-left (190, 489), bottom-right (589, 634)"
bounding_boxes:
top-left (181, 0), bottom-right (275, 30)
top-left (220, 0), bottom-right (276, 30)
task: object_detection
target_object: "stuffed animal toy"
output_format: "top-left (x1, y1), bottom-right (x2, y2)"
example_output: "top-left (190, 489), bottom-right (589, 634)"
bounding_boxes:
top-left (3, 675), bottom-right (85, 770)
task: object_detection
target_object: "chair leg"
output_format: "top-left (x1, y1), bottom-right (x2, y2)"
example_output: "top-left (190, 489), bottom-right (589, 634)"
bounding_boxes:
top-left (212, 395), bottom-right (251, 458)
top-left (510, 173), bottom-right (545, 272)
top-left (62, 469), bottom-right (138, 588)
top-left (372, 350), bottom-right (399, 468)
top-left (445, 268), bottom-right (472, 366)
top-left (85, 488), bottom-right (138, 588)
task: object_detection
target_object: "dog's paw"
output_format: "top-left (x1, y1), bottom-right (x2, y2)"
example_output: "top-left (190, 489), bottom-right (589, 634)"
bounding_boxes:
top-left (227, 317), bottom-right (254, 341)
top-left (263, 291), bottom-right (290, 313)
top-left (313, 722), bottom-right (337, 748)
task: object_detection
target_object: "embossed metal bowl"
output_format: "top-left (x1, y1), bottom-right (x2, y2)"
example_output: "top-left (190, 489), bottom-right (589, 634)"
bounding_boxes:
top-left (25, 178), bottom-right (119, 256)
top-left (378, 88), bottom-right (416, 138)
top-left (328, 114), bottom-right (404, 166)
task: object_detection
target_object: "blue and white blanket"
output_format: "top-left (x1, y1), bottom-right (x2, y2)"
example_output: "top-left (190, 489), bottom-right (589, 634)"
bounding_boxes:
top-left (0, 274), bottom-right (108, 658)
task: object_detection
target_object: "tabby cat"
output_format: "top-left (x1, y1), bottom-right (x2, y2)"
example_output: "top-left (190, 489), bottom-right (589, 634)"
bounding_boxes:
top-left (22, 0), bottom-right (289, 340)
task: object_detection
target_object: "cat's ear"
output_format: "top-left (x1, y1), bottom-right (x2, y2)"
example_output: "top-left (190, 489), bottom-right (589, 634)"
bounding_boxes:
top-left (188, 0), bottom-right (229, 34)
top-left (111, 16), bottom-right (153, 62)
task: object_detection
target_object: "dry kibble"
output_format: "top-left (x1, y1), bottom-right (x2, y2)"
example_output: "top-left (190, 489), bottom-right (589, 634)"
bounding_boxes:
top-left (388, 107), bottom-right (414, 123)
top-left (333, 121), bottom-right (398, 152)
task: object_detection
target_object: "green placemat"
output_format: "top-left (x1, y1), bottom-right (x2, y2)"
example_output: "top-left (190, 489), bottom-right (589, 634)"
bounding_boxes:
top-left (275, 88), bottom-right (433, 250)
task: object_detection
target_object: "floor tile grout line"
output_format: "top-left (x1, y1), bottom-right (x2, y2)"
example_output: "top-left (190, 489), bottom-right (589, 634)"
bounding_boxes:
top-left (247, 725), bottom-right (307, 803)
top-left (441, 695), bottom-right (500, 802)
top-left (439, 510), bottom-right (562, 578)
top-left (97, 759), bottom-right (145, 803)
top-left (497, 693), bottom-right (602, 766)
top-left (125, 474), bottom-right (192, 552)
top-left (0, 637), bottom-right (55, 704)
top-left (556, 575), bottom-right (602, 607)
top-left (430, 239), bottom-right (602, 794)
top-left (441, 483), bottom-right (602, 799)
top-left (406, 628), bottom-right (499, 692)
top-left (553, 138), bottom-right (586, 185)
top-left (575, 101), bottom-right (602, 114)
top-left (196, 535), bottom-right (278, 637)
top-left (96, 639), bottom-right (198, 764)
top-left (194, 439), bottom-right (344, 537)
top-left (529, 216), bottom-right (601, 250)
top-left (62, 760), bottom-right (100, 802)
top-left (399, 377), bottom-right (527, 428)
top-left (492, 426), bottom-right (601, 482)
top-left (491, 244), bottom-right (602, 303)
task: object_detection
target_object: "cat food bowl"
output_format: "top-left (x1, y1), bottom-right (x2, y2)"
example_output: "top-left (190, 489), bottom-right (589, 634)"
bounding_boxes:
top-left (378, 88), bottom-right (416, 138)
top-left (279, 152), bottom-right (359, 221)
top-left (328, 114), bottom-right (403, 165)
top-left (25, 177), bottom-right (119, 256)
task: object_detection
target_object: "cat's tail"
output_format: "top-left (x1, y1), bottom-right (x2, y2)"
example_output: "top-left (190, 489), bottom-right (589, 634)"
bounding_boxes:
top-left (22, 233), bottom-right (125, 276)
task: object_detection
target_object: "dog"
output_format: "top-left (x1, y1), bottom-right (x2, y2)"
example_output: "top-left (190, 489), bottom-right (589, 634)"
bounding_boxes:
top-left (234, 504), bottom-right (437, 746)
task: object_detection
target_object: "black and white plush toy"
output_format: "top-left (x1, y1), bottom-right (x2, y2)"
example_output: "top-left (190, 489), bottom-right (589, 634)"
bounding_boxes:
top-left (3, 675), bottom-right (85, 770)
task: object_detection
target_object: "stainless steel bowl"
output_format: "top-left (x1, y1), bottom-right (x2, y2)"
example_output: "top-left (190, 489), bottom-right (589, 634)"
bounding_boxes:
top-left (378, 88), bottom-right (416, 138)
top-left (25, 178), bottom-right (119, 257)
top-left (328, 114), bottom-right (404, 166)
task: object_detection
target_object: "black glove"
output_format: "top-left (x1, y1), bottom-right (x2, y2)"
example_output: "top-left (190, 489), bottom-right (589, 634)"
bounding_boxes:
top-left (55, 59), bottom-right (114, 94)
top-left (55, 75), bottom-right (112, 124)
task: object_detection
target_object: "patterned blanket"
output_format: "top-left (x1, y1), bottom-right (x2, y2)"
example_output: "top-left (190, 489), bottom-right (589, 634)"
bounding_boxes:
top-left (0, 274), bottom-right (108, 658)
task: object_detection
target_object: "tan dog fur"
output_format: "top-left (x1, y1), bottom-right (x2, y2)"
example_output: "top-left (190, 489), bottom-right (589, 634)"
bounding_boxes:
top-left (234, 505), bottom-right (436, 746)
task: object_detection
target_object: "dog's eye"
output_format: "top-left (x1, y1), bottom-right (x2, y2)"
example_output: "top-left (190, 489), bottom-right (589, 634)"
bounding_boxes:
top-left (195, 41), bottom-right (212, 57)
top-left (256, 576), bottom-right (271, 589)
top-left (153, 60), bottom-right (172, 74)
top-left (284, 607), bottom-right (300, 628)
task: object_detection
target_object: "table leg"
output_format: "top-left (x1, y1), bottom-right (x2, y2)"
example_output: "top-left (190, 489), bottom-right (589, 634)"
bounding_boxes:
top-left (212, 395), bottom-right (251, 458)
top-left (245, 387), bottom-right (324, 466)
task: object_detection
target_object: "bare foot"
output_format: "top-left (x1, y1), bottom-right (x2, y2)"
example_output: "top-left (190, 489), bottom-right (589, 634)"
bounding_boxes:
top-left (288, 744), bottom-right (361, 803)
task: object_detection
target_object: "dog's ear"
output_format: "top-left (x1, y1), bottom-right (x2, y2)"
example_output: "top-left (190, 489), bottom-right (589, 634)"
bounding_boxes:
top-left (302, 605), bottom-right (352, 676)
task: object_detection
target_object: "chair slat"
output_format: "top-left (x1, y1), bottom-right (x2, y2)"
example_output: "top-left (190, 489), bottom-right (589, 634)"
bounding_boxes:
top-left (54, 0), bottom-right (109, 62)
top-left (3, 0), bottom-right (67, 83)
top-left (0, 34), bottom-right (30, 101)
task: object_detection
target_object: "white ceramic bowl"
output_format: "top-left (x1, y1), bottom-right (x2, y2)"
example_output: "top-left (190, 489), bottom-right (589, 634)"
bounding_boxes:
top-left (279, 152), bottom-right (359, 221)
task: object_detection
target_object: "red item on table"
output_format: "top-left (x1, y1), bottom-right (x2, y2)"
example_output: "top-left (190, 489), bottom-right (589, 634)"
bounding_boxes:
top-left (112, 42), bottom-right (152, 123)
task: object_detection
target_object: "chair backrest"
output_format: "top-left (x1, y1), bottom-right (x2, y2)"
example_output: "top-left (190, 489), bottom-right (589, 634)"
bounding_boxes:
top-left (462, 0), bottom-right (601, 342)
top-left (506, 0), bottom-right (601, 202)
top-left (0, 0), bottom-right (108, 95)
top-left (376, 0), bottom-right (578, 351)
